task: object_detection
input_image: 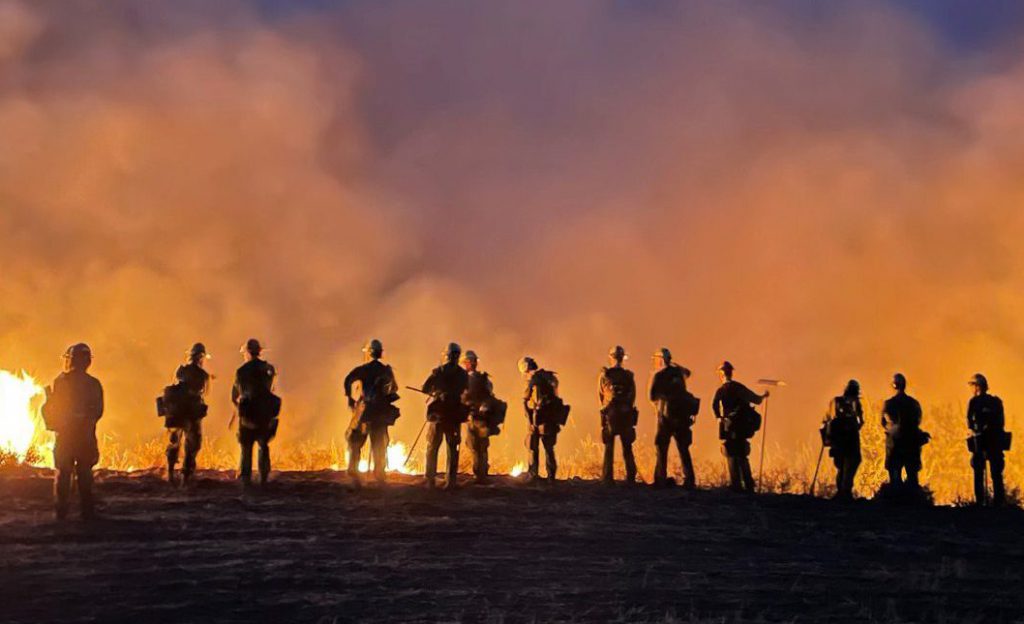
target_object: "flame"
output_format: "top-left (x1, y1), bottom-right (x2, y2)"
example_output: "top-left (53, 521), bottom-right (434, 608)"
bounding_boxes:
top-left (386, 442), bottom-right (413, 474)
top-left (0, 369), bottom-right (46, 461)
top-left (509, 462), bottom-right (527, 478)
top-left (344, 441), bottom-right (415, 475)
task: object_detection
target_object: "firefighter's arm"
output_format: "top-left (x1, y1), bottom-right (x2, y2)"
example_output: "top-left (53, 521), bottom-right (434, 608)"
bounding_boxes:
top-left (421, 371), bottom-right (437, 396)
top-left (385, 367), bottom-right (400, 402)
top-left (94, 381), bottom-right (105, 422)
top-left (712, 388), bottom-right (723, 419)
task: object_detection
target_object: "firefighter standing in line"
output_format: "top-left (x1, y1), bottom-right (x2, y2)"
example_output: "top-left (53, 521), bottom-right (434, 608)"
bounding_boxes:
top-left (421, 343), bottom-right (470, 490)
top-left (42, 343), bottom-right (104, 521)
top-left (823, 379), bottom-right (864, 500)
top-left (461, 350), bottom-right (506, 484)
top-left (343, 339), bottom-right (400, 487)
top-left (649, 347), bottom-right (698, 488)
top-left (712, 361), bottom-right (767, 493)
top-left (598, 346), bottom-right (638, 485)
top-left (966, 373), bottom-right (1009, 506)
top-left (881, 373), bottom-right (926, 490)
top-left (520, 357), bottom-right (569, 482)
top-left (232, 339), bottom-right (280, 488)
top-left (165, 342), bottom-right (211, 485)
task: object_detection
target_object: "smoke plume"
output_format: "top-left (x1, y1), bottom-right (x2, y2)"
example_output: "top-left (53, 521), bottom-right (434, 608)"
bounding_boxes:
top-left (3, 0), bottom-right (1024, 465)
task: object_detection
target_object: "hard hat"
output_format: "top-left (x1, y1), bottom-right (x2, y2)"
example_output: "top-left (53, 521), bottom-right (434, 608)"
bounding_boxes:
top-left (518, 356), bottom-right (538, 374)
top-left (460, 350), bottom-right (478, 363)
top-left (64, 343), bottom-right (93, 369)
top-left (65, 343), bottom-right (92, 359)
top-left (241, 338), bottom-right (262, 356)
top-left (844, 379), bottom-right (860, 396)
top-left (189, 343), bottom-right (207, 357)
top-left (892, 372), bottom-right (907, 390)
top-left (444, 342), bottom-right (462, 358)
top-left (653, 347), bottom-right (672, 362)
top-left (717, 361), bottom-right (735, 373)
top-left (362, 339), bottom-right (383, 358)
top-left (609, 345), bottom-right (627, 361)
top-left (968, 373), bottom-right (988, 390)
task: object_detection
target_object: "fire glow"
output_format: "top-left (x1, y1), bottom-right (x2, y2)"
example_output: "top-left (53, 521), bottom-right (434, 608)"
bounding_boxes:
top-left (343, 442), bottom-right (415, 475)
top-left (0, 369), bottom-right (46, 462)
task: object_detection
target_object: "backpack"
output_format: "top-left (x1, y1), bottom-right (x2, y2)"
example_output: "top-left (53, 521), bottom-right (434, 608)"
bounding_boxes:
top-left (727, 404), bottom-right (761, 439)
top-left (157, 383), bottom-right (207, 429)
top-left (604, 368), bottom-right (633, 401)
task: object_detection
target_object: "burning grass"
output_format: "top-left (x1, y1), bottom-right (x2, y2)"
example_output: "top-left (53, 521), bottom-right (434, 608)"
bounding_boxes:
top-left (1, 366), bottom-right (1018, 504)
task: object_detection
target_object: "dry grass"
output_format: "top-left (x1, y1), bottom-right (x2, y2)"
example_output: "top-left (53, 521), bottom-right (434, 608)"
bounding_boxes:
top-left (5, 401), bottom-right (1017, 505)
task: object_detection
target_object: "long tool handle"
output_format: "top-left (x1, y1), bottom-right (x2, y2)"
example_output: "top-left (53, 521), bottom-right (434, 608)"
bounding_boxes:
top-left (757, 397), bottom-right (769, 493)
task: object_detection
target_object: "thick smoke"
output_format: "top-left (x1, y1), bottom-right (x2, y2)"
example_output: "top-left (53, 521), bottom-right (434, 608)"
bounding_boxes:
top-left (2, 0), bottom-right (1024, 464)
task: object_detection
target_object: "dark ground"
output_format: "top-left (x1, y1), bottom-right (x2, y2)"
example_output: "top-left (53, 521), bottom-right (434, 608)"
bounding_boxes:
top-left (0, 470), bottom-right (1022, 624)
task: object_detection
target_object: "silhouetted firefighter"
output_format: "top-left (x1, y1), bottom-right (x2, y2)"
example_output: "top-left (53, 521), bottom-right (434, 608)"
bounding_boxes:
top-left (158, 343), bottom-right (210, 485)
top-left (598, 346), bottom-right (638, 485)
top-left (520, 356), bottom-right (570, 482)
top-left (461, 350), bottom-right (506, 484)
top-left (713, 361), bottom-right (767, 493)
top-left (821, 379), bottom-right (864, 500)
top-left (649, 347), bottom-right (699, 488)
top-left (421, 343), bottom-right (470, 490)
top-left (881, 373), bottom-right (927, 491)
top-left (42, 343), bottom-right (104, 521)
top-left (232, 339), bottom-right (281, 488)
top-left (966, 373), bottom-right (1011, 506)
top-left (344, 339), bottom-right (400, 487)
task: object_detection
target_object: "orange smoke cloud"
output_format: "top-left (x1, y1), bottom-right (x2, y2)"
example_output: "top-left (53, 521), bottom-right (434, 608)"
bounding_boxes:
top-left (1, 1), bottom-right (1023, 476)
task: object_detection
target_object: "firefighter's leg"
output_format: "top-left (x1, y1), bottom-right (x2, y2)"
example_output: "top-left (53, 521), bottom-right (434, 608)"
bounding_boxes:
top-left (257, 436), bottom-right (271, 486)
top-left (444, 426), bottom-right (460, 488)
top-left (528, 430), bottom-right (541, 478)
top-left (990, 451), bottom-right (1006, 506)
top-left (76, 459), bottom-right (96, 519)
top-left (622, 434), bottom-right (638, 483)
top-left (370, 425), bottom-right (389, 484)
top-left (424, 422), bottom-right (441, 487)
top-left (675, 429), bottom-right (695, 488)
top-left (653, 424), bottom-right (670, 485)
top-left (601, 428), bottom-right (615, 483)
top-left (725, 443), bottom-right (742, 491)
top-left (53, 441), bottom-right (73, 520)
top-left (543, 432), bottom-right (558, 481)
top-left (238, 430), bottom-right (255, 486)
top-left (166, 429), bottom-right (182, 483)
top-left (346, 427), bottom-right (367, 480)
top-left (478, 435), bottom-right (490, 479)
top-left (183, 422), bottom-right (202, 482)
top-left (845, 452), bottom-right (861, 498)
